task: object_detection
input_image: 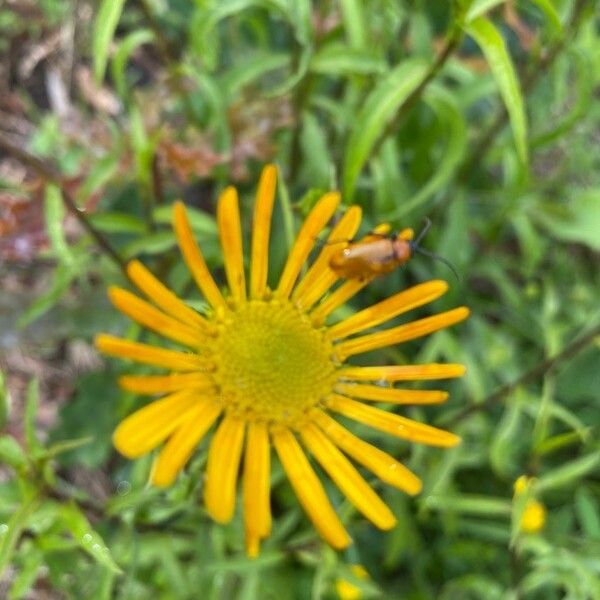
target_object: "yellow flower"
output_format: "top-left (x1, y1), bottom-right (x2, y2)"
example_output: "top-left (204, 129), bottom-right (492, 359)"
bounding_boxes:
top-left (95, 165), bottom-right (469, 556)
top-left (336, 565), bottom-right (369, 600)
top-left (513, 475), bottom-right (546, 533)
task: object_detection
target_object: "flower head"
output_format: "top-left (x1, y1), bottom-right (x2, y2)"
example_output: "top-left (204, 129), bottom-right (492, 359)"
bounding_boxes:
top-left (96, 165), bottom-right (469, 555)
top-left (513, 475), bottom-right (546, 533)
top-left (336, 564), bottom-right (370, 600)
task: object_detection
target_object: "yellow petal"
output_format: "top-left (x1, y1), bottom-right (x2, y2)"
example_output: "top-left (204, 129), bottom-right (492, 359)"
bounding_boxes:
top-left (243, 422), bottom-right (271, 555)
top-left (126, 260), bottom-right (211, 332)
top-left (118, 372), bottom-right (213, 394)
top-left (204, 414), bottom-right (245, 523)
top-left (108, 287), bottom-right (202, 347)
top-left (276, 192), bottom-right (340, 299)
top-left (152, 399), bottom-right (222, 487)
top-left (217, 186), bottom-right (246, 302)
top-left (113, 390), bottom-right (199, 458)
top-left (335, 384), bottom-right (448, 405)
top-left (338, 364), bottom-right (466, 382)
top-left (292, 206), bottom-right (362, 308)
top-left (310, 278), bottom-right (372, 326)
top-left (336, 307), bottom-right (470, 359)
top-left (173, 201), bottom-right (227, 312)
top-left (95, 334), bottom-right (212, 371)
top-left (312, 410), bottom-right (422, 495)
top-left (250, 164), bottom-right (277, 300)
top-left (300, 423), bottom-right (396, 530)
top-left (328, 395), bottom-right (461, 448)
top-left (272, 427), bottom-right (351, 549)
top-left (327, 280), bottom-right (448, 340)
top-left (246, 533), bottom-right (261, 559)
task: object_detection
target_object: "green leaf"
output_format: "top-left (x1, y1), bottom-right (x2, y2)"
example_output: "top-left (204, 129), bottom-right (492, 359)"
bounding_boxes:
top-left (342, 59), bottom-right (429, 200)
top-left (153, 205), bottom-right (217, 234)
top-left (465, 17), bottom-right (528, 164)
top-left (24, 379), bottom-right (41, 454)
top-left (423, 494), bottom-right (512, 516)
top-left (276, 164), bottom-right (295, 252)
top-left (111, 29), bottom-right (154, 99)
top-left (43, 436), bottom-right (93, 459)
top-left (339, 0), bottom-right (367, 49)
top-left (532, 188), bottom-right (600, 251)
top-left (122, 231), bottom-right (177, 259)
top-left (17, 265), bottom-right (78, 328)
top-left (537, 451), bottom-right (600, 493)
top-left (188, 0), bottom-right (257, 70)
top-left (92, 0), bottom-right (126, 82)
top-left (219, 52), bottom-right (290, 98)
top-left (575, 487), bottom-right (600, 539)
top-left (8, 547), bottom-right (43, 600)
top-left (0, 371), bottom-right (9, 430)
top-left (0, 494), bottom-right (40, 578)
top-left (300, 112), bottom-right (332, 189)
top-left (528, 0), bottom-right (563, 34)
top-left (45, 184), bottom-right (74, 267)
top-left (465, 0), bottom-right (505, 22)
top-left (89, 212), bottom-right (146, 235)
top-left (59, 503), bottom-right (122, 573)
top-left (532, 50), bottom-right (592, 147)
top-left (490, 397), bottom-right (523, 477)
top-left (74, 149), bottom-right (123, 205)
top-left (383, 86), bottom-right (467, 219)
top-left (310, 43), bottom-right (386, 75)
top-left (0, 436), bottom-right (27, 470)
top-left (129, 103), bottom-right (154, 192)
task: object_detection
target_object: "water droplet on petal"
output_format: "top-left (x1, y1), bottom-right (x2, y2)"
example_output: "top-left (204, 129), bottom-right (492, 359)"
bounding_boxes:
top-left (389, 463), bottom-right (398, 471)
top-left (82, 533), bottom-right (93, 543)
top-left (92, 543), bottom-right (101, 552)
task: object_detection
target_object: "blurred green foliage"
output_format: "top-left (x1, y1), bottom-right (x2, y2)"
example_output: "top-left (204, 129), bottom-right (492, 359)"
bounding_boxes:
top-left (1, 0), bottom-right (599, 598)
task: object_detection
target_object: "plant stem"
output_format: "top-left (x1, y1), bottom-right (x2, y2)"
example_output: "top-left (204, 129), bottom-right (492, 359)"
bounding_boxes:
top-left (0, 132), bottom-right (127, 274)
top-left (443, 319), bottom-right (600, 426)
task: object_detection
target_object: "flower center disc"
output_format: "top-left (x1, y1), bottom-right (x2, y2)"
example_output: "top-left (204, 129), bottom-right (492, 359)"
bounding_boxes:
top-left (211, 300), bottom-right (336, 425)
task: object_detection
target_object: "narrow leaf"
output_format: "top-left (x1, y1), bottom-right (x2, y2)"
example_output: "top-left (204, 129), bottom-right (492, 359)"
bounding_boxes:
top-left (339, 0), bottom-right (367, 49)
top-left (0, 436), bottom-right (27, 470)
top-left (45, 184), bottom-right (74, 266)
top-left (0, 495), bottom-right (40, 578)
top-left (342, 59), bottom-right (429, 200)
top-left (93, 0), bottom-right (127, 82)
top-left (384, 86), bottom-right (467, 218)
top-left (60, 503), bottom-right (122, 573)
top-left (111, 29), bottom-right (154, 99)
top-left (465, 17), bottom-right (528, 164)
top-left (537, 451), bottom-right (600, 493)
top-left (24, 379), bottom-right (41, 453)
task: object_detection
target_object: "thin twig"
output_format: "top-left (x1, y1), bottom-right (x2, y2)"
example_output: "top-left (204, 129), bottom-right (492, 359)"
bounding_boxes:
top-left (443, 319), bottom-right (600, 426)
top-left (0, 132), bottom-right (126, 273)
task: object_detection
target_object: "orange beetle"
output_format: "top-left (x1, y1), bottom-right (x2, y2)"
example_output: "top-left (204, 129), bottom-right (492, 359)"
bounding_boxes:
top-left (329, 219), bottom-right (458, 281)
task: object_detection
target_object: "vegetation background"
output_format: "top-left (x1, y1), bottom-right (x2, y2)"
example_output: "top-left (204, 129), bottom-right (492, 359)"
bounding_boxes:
top-left (0, 0), bottom-right (599, 598)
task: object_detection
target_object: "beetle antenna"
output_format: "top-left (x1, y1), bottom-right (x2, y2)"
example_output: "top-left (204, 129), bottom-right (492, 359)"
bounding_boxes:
top-left (412, 246), bottom-right (460, 282)
top-left (413, 217), bottom-right (432, 247)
